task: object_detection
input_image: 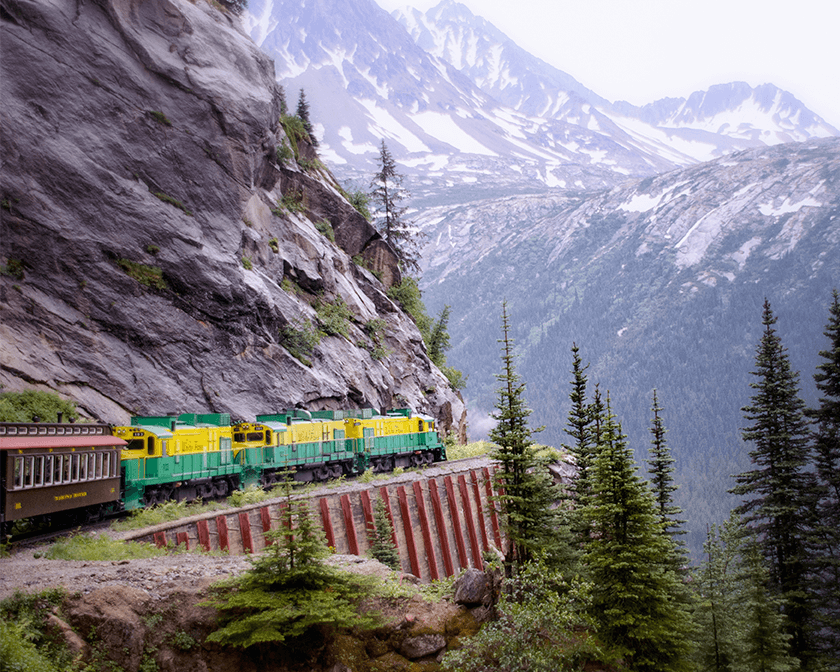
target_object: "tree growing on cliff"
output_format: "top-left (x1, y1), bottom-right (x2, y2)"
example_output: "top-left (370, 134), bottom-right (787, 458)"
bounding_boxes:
top-left (731, 298), bottom-right (815, 664)
top-left (489, 301), bottom-right (564, 575)
top-left (370, 140), bottom-right (423, 274)
top-left (295, 88), bottom-right (317, 146)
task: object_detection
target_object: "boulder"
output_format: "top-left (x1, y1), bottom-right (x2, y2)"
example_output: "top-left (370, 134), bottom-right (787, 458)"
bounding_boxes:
top-left (453, 568), bottom-right (490, 606)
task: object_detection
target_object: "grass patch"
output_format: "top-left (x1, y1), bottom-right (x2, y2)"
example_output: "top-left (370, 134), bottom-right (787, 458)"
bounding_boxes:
top-left (154, 191), bottom-right (193, 216)
top-left (148, 110), bottom-right (172, 126)
top-left (117, 259), bottom-right (167, 290)
top-left (269, 237), bottom-right (279, 253)
top-left (242, 256), bottom-right (253, 270)
top-left (315, 218), bottom-right (335, 242)
top-left (44, 533), bottom-right (165, 561)
top-left (111, 499), bottom-right (226, 531)
top-left (279, 317), bottom-right (322, 366)
top-left (447, 441), bottom-right (494, 461)
top-left (1, 258), bottom-right (24, 280)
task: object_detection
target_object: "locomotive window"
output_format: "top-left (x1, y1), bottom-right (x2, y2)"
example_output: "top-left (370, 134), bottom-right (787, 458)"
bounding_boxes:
top-left (34, 456), bottom-right (44, 486)
top-left (71, 454), bottom-right (80, 482)
top-left (246, 432), bottom-right (263, 442)
top-left (147, 437), bottom-right (155, 455)
top-left (126, 439), bottom-right (144, 451)
top-left (13, 457), bottom-right (23, 489)
top-left (44, 455), bottom-right (53, 485)
top-left (234, 433), bottom-right (244, 442)
top-left (265, 430), bottom-right (271, 444)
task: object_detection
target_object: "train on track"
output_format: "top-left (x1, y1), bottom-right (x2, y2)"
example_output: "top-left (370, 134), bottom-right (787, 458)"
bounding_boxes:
top-left (0, 407), bottom-right (445, 540)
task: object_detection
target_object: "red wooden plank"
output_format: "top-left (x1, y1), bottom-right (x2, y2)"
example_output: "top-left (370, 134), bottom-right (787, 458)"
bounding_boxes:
top-left (153, 531), bottom-right (167, 548)
top-left (340, 494), bottom-right (359, 555)
top-left (239, 512), bottom-right (254, 554)
top-left (217, 515), bottom-right (230, 552)
top-left (428, 478), bottom-right (455, 577)
top-left (378, 486), bottom-right (399, 550)
top-left (458, 474), bottom-right (483, 570)
top-left (260, 506), bottom-right (273, 546)
top-left (397, 486), bottom-right (421, 577)
top-left (483, 467), bottom-right (502, 549)
top-left (445, 476), bottom-right (469, 569)
top-left (360, 490), bottom-right (375, 541)
top-left (320, 498), bottom-right (336, 550)
top-left (413, 481), bottom-right (439, 581)
top-left (196, 519), bottom-right (211, 551)
top-left (471, 470), bottom-right (490, 552)
top-left (176, 531), bottom-right (190, 550)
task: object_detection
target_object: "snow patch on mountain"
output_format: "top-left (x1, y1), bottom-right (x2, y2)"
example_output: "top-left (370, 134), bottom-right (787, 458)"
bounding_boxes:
top-left (758, 195), bottom-right (822, 217)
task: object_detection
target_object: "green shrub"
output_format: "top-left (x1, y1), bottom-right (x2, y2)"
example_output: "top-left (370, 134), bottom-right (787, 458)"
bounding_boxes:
top-left (153, 192), bottom-right (192, 216)
top-left (348, 189), bottom-right (371, 221)
top-left (442, 365), bottom-right (467, 390)
top-left (387, 277), bottom-right (432, 340)
top-left (279, 114), bottom-right (310, 160)
top-left (275, 140), bottom-right (294, 165)
top-left (269, 237), bottom-right (279, 253)
top-left (277, 189), bottom-right (305, 214)
top-left (242, 256), bottom-right (253, 270)
top-left (0, 389), bottom-right (77, 422)
top-left (316, 296), bottom-right (352, 339)
top-left (0, 590), bottom-right (69, 672)
top-left (315, 218), bottom-right (335, 242)
top-left (146, 244), bottom-right (160, 255)
top-left (279, 318), bottom-right (322, 366)
top-left (118, 258), bottom-right (167, 290)
top-left (1, 258), bottom-right (24, 280)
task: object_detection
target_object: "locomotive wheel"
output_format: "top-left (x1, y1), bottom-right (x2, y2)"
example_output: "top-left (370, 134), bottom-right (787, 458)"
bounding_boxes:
top-left (314, 466), bottom-right (330, 481)
top-left (213, 480), bottom-right (229, 498)
top-left (410, 453), bottom-right (423, 468)
top-left (329, 464), bottom-right (343, 479)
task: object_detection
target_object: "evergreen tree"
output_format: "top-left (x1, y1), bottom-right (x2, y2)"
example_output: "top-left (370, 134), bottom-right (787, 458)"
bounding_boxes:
top-left (647, 389), bottom-right (686, 539)
top-left (693, 511), bottom-right (798, 672)
top-left (563, 343), bottom-right (596, 505)
top-left (368, 495), bottom-right (400, 571)
top-left (582, 399), bottom-right (694, 672)
top-left (427, 304), bottom-right (451, 368)
top-left (731, 298), bottom-right (815, 666)
top-left (370, 140), bottom-right (423, 273)
top-left (278, 84), bottom-right (289, 116)
top-left (489, 301), bottom-right (563, 575)
top-left (205, 499), bottom-right (376, 648)
top-left (807, 289), bottom-right (840, 666)
top-left (295, 88), bottom-right (317, 146)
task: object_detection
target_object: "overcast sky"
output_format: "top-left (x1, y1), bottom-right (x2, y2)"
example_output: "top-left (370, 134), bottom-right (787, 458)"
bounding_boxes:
top-left (375, 0), bottom-right (840, 130)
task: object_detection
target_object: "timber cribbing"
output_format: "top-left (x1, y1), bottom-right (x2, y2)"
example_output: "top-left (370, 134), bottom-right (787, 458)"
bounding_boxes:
top-left (114, 457), bottom-right (503, 581)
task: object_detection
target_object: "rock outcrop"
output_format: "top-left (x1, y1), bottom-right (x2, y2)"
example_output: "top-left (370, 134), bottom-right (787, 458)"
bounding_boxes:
top-left (0, 0), bottom-right (465, 437)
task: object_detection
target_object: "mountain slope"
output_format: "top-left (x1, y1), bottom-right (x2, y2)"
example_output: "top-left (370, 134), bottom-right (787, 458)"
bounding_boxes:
top-left (0, 0), bottom-right (465, 435)
top-left (419, 137), bottom-right (840, 550)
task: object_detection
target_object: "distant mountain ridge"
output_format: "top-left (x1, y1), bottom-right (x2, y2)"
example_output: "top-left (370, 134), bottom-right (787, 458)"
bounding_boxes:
top-left (245, 0), bottom-right (837, 198)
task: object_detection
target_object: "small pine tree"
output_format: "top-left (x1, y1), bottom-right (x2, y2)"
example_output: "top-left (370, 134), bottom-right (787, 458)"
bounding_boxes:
top-left (563, 343), bottom-right (596, 505)
top-left (295, 88), bottom-right (317, 146)
top-left (489, 301), bottom-right (564, 575)
top-left (204, 499), bottom-right (376, 648)
top-left (647, 389), bottom-right (687, 541)
top-left (427, 304), bottom-right (451, 368)
top-left (278, 84), bottom-right (288, 116)
top-left (369, 495), bottom-right (400, 571)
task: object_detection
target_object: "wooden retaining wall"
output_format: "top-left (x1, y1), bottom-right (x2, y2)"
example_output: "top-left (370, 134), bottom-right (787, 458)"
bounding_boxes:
top-left (116, 461), bottom-right (504, 581)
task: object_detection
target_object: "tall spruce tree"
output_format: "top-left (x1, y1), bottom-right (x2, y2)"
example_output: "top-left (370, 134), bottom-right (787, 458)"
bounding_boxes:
top-left (489, 301), bottom-right (563, 575)
top-left (581, 398), bottom-right (693, 672)
top-left (693, 511), bottom-right (798, 672)
top-left (564, 343), bottom-right (596, 505)
top-left (807, 289), bottom-right (840, 666)
top-left (731, 298), bottom-right (815, 667)
top-left (370, 140), bottom-right (423, 273)
top-left (647, 389), bottom-right (687, 539)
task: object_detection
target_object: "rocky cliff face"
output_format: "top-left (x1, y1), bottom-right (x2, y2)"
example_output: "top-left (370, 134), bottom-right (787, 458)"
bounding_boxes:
top-left (0, 0), bottom-right (465, 436)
